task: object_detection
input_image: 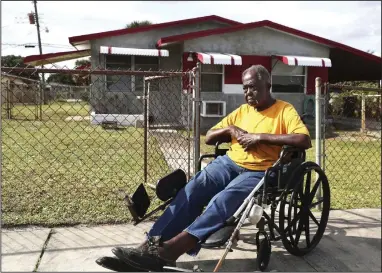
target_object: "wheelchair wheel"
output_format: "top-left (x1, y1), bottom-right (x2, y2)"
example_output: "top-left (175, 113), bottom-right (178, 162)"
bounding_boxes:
top-left (279, 161), bottom-right (330, 256)
top-left (256, 231), bottom-right (271, 271)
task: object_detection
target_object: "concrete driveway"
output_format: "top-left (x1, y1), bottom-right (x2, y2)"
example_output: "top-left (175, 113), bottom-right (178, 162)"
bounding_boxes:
top-left (2, 208), bottom-right (381, 272)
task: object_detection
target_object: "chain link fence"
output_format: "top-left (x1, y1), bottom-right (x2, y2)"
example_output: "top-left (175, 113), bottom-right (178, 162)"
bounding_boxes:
top-left (323, 83), bottom-right (381, 209)
top-left (1, 65), bottom-right (196, 227)
top-left (2, 65), bottom-right (381, 229)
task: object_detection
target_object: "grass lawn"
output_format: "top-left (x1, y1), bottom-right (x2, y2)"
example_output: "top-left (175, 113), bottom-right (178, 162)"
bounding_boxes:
top-left (200, 134), bottom-right (381, 210)
top-left (2, 102), bottom-right (170, 227)
top-left (2, 102), bottom-right (380, 227)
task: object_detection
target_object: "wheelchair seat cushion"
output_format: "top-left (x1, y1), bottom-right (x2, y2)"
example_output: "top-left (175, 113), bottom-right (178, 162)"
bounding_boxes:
top-left (156, 169), bottom-right (187, 201)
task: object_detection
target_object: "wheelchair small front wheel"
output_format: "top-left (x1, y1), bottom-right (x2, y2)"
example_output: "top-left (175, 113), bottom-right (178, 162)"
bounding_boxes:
top-left (256, 233), bottom-right (271, 271)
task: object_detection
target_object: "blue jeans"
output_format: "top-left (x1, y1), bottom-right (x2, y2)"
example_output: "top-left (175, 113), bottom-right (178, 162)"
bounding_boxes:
top-left (148, 155), bottom-right (265, 256)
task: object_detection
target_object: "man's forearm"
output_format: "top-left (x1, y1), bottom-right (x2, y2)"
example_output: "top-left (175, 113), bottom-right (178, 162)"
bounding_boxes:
top-left (259, 133), bottom-right (312, 149)
top-left (205, 128), bottom-right (231, 145)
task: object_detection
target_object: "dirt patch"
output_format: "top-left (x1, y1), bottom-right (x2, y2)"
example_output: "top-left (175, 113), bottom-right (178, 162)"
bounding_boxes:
top-left (65, 116), bottom-right (90, 121)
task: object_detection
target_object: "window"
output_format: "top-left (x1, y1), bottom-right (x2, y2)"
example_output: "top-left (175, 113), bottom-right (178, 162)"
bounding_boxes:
top-left (134, 56), bottom-right (159, 93)
top-left (271, 59), bottom-right (306, 93)
top-left (272, 75), bottom-right (305, 93)
top-left (105, 55), bottom-right (132, 91)
top-left (201, 101), bottom-right (226, 117)
top-left (104, 55), bottom-right (159, 92)
top-left (201, 64), bottom-right (223, 92)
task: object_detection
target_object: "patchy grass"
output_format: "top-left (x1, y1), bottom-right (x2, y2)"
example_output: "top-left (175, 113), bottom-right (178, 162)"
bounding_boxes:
top-left (200, 135), bottom-right (381, 210)
top-left (2, 102), bottom-right (170, 227)
top-left (3, 101), bottom-right (91, 121)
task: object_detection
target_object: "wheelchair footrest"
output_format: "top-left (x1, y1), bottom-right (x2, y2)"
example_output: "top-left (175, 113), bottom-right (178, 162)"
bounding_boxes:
top-left (201, 225), bottom-right (236, 248)
top-left (125, 183), bottom-right (151, 221)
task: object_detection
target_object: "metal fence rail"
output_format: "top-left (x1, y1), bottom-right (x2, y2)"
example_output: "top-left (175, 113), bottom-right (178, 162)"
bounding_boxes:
top-left (1, 65), bottom-right (197, 227)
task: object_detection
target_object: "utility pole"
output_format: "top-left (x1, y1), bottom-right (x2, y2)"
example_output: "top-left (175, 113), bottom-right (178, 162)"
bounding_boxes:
top-left (33, 0), bottom-right (45, 117)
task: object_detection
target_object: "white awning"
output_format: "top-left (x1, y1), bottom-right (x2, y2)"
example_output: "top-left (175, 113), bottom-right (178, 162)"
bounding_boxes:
top-left (100, 46), bottom-right (169, 57)
top-left (196, 52), bottom-right (242, 65)
top-left (276, 55), bottom-right (332, 67)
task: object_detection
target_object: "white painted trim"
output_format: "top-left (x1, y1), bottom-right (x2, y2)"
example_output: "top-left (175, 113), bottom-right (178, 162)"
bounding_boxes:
top-left (100, 46), bottom-right (169, 57)
top-left (201, 101), bottom-right (226, 117)
top-left (223, 84), bottom-right (243, 94)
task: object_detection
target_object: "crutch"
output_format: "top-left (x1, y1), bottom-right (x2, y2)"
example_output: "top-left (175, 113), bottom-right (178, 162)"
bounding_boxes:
top-left (212, 154), bottom-right (286, 272)
top-left (213, 177), bottom-right (265, 272)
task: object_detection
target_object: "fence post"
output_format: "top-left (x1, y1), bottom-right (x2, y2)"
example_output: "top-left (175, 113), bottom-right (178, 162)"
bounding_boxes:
top-left (361, 93), bottom-right (366, 133)
top-left (193, 63), bottom-right (201, 175)
top-left (187, 72), bottom-right (192, 179)
top-left (5, 82), bottom-right (11, 119)
top-left (315, 77), bottom-right (322, 210)
top-left (322, 82), bottom-right (328, 173)
top-left (143, 79), bottom-right (148, 185)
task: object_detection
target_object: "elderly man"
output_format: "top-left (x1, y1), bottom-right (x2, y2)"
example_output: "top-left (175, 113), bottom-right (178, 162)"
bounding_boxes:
top-left (96, 64), bottom-right (311, 272)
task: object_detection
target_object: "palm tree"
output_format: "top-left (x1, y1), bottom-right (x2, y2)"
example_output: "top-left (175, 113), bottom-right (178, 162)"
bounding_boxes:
top-left (125, 20), bottom-right (153, 28)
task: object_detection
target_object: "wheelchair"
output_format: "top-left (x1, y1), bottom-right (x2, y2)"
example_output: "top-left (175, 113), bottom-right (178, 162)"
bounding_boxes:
top-left (124, 140), bottom-right (331, 272)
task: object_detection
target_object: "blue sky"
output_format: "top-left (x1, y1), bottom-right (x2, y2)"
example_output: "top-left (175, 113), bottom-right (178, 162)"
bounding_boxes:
top-left (1, 1), bottom-right (381, 68)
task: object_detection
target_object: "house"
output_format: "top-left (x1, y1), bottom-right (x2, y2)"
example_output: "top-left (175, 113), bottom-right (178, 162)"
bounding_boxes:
top-left (1, 73), bottom-right (39, 105)
top-left (23, 15), bottom-right (381, 132)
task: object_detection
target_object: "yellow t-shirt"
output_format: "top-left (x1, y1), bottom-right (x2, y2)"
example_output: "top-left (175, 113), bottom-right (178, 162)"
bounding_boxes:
top-left (210, 99), bottom-right (310, 171)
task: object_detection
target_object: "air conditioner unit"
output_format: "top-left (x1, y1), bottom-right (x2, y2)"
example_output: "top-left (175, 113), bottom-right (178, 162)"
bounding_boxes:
top-left (201, 101), bottom-right (226, 117)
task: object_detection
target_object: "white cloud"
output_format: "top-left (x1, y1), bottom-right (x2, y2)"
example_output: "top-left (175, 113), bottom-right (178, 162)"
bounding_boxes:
top-left (1, 1), bottom-right (381, 69)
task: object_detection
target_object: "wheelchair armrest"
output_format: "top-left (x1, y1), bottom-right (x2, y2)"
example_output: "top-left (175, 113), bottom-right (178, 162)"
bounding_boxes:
top-left (280, 145), bottom-right (306, 162)
top-left (214, 141), bottom-right (229, 156)
top-left (197, 141), bottom-right (230, 172)
top-left (281, 145), bottom-right (306, 152)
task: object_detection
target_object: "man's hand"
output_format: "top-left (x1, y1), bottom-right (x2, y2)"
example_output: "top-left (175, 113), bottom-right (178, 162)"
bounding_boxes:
top-left (237, 133), bottom-right (262, 152)
top-left (229, 125), bottom-right (248, 140)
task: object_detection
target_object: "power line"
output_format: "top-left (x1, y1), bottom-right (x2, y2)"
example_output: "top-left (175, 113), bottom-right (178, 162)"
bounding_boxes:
top-left (2, 43), bottom-right (74, 48)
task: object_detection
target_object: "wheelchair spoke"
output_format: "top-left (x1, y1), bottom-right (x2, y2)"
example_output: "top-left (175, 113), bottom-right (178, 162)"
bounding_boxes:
top-left (305, 213), bottom-right (311, 248)
top-left (308, 178), bottom-right (322, 204)
top-left (285, 211), bottom-right (301, 233)
top-left (308, 210), bottom-right (320, 227)
top-left (304, 171), bottom-right (311, 200)
top-left (293, 220), bottom-right (304, 247)
top-left (309, 198), bottom-right (324, 209)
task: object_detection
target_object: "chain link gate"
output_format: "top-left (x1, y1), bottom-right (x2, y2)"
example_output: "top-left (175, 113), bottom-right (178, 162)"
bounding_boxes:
top-left (139, 71), bottom-right (199, 212)
top-left (1, 65), bottom-right (199, 227)
top-left (322, 82), bottom-right (381, 209)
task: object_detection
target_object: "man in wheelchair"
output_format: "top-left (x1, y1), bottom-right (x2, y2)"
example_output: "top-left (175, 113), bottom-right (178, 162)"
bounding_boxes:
top-left (97, 64), bottom-right (312, 272)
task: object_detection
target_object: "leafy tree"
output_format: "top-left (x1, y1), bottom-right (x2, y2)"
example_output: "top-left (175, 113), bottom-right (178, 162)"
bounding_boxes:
top-left (75, 58), bottom-right (91, 68)
top-left (1, 55), bottom-right (40, 80)
top-left (47, 73), bottom-right (75, 85)
top-left (74, 58), bottom-right (91, 86)
top-left (125, 20), bottom-right (153, 28)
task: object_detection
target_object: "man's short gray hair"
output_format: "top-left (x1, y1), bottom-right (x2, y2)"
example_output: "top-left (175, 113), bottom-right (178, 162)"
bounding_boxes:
top-left (242, 65), bottom-right (271, 85)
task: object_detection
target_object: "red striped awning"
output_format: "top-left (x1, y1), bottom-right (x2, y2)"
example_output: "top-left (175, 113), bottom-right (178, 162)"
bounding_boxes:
top-left (100, 46), bottom-right (169, 57)
top-left (276, 55), bottom-right (332, 67)
top-left (196, 52), bottom-right (242, 65)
